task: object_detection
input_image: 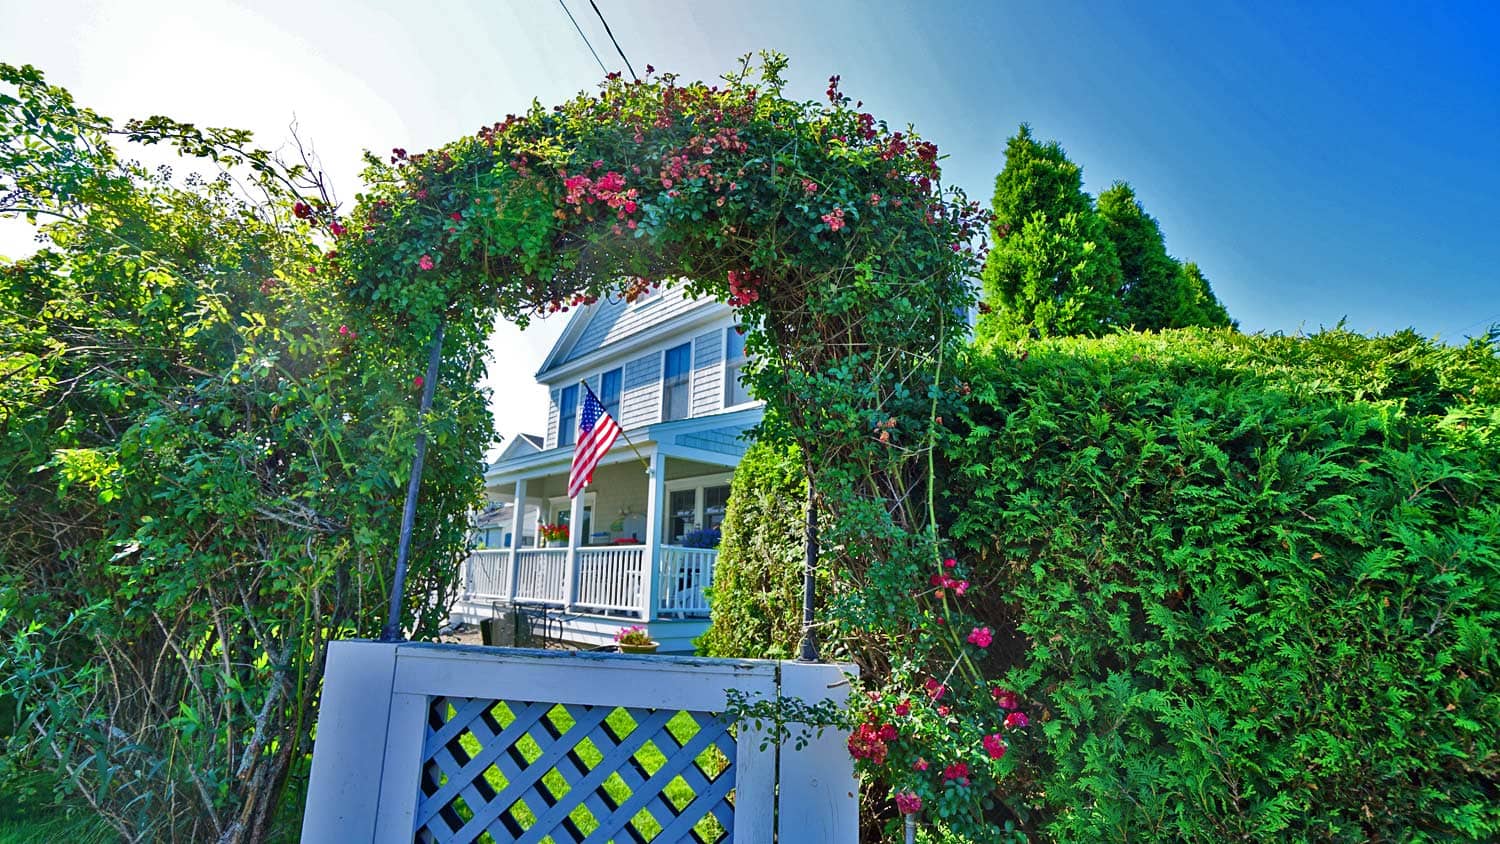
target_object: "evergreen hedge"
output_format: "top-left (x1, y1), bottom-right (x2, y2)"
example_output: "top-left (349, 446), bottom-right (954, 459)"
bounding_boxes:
top-left (698, 441), bottom-right (813, 659)
top-left (944, 328), bottom-right (1499, 841)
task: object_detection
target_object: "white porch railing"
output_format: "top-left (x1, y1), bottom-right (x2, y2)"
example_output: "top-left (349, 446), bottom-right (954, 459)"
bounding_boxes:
top-left (573, 547), bottom-right (645, 613)
top-left (465, 549), bottom-right (511, 598)
top-left (464, 544), bottom-right (717, 618)
top-left (659, 545), bottom-right (717, 615)
top-left (302, 641), bottom-right (857, 843)
top-left (514, 548), bottom-right (569, 605)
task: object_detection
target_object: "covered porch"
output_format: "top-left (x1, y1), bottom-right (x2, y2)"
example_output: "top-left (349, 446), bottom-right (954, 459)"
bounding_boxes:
top-left (453, 409), bottom-right (758, 647)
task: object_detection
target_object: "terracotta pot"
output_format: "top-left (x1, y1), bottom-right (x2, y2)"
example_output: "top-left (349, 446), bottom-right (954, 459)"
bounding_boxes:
top-left (618, 641), bottom-right (659, 654)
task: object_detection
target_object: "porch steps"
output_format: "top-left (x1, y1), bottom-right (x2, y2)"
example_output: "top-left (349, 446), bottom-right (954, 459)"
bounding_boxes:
top-left (450, 597), bottom-right (710, 654)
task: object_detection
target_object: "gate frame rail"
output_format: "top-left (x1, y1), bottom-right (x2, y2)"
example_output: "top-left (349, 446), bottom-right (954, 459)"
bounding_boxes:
top-left (302, 640), bottom-right (857, 842)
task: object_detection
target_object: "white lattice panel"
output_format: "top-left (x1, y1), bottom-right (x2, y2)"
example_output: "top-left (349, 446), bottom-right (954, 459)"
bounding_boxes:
top-left (413, 696), bottom-right (736, 843)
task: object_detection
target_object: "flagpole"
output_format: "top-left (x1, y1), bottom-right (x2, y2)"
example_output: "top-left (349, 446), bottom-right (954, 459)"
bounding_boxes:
top-left (581, 379), bottom-right (652, 474)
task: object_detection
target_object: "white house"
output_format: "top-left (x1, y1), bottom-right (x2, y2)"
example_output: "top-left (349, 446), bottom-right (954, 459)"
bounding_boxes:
top-left (452, 286), bottom-right (760, 651)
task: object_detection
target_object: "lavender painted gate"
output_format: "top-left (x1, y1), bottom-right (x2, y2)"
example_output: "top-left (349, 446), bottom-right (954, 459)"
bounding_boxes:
top-left (302, 642), bottom-right (856, 843)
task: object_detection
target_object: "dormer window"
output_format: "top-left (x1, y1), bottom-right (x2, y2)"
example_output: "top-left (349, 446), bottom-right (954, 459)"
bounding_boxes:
top-left (662, 342), bottom-right (691, 421)
top-left (557, 384), bottom-right (578, 447)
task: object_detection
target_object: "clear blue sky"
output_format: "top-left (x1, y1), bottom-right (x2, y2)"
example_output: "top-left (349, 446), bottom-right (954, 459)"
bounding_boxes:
top-left (2, 0), bottom-right (1496, 442)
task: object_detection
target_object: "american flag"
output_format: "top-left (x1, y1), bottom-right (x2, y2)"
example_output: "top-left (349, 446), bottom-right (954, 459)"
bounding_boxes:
top-left (568, 384), bottom-right (622, 498)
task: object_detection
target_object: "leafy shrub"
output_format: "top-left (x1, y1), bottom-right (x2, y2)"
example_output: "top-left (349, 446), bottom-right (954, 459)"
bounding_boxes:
top-left (0, 65), bottom-right (488, 842)
top-left (943, 327), bottom-right (1500, 841)
top-left (699, 441), bottom-right (817, 659)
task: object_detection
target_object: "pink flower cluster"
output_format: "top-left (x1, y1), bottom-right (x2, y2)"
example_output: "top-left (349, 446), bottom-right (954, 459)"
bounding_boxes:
top-left (966, 626), bottom-right (993, 648)
top-left (928, 571), bottom-right (969, 597)
top-left (821, 207), bottom-right (845, 232)
top-left (894, 792), bottom-right (922, 815)
top-left (982, 733), bottom-right (1007, 760)
top-left (727, 270), bottom-right (761, 307)
top-left (941, 761), bottom-right (970, 785)
top-left (846, 717), bottom-right (898, 766)
top-left (923, 677), bottom-right (946, 701)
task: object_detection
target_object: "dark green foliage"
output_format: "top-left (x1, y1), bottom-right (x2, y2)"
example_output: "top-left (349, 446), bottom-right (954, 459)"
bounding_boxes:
top-left (698, 441), bottom-right (813, 659)
top-left (944, 328), bottom-right (1500, 841)
top-left (1096, 182), bottom-right (1232, 331)
top-left (978, 129), bottom-right (1234, 342)
top-left (0, 64), bottom-right (488, 842)
top-left (977, 125), bottom-right (1121, 343)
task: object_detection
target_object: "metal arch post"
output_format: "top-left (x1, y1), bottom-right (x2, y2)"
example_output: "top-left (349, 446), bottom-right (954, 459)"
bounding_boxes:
top-left (797, 476), bottom-right (820, 662)
top-left (380, 320), bottom-right (447, 643)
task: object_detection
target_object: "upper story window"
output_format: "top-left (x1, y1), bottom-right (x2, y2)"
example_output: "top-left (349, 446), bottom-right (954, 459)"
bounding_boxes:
top-left (662, 342), bottom-right (692, 421)
top-left (599, 368), bottom-right (622, 422)
top-left (557, 384), bottom-right (578, 447)
top-left (724, 327), bottom-right (752, 407)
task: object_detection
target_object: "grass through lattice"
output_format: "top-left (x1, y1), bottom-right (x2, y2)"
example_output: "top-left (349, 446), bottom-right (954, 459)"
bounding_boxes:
top-left (442, 702), bottom-right (731, 843)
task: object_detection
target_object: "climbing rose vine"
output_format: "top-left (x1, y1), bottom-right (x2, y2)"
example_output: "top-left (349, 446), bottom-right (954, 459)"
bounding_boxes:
top-left (331, 53), bottom-right (1016, 838)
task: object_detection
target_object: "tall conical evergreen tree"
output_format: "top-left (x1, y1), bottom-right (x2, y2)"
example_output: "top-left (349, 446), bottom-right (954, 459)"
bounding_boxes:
top-left (1175, 261), bottom-right (1235, 329)
top-left (1097, 181), bottom-right (1184, 330)
top-left (1097, 181), bottom-right (1234, 330)
top-left (977, 125), bottom-right (1120, 343)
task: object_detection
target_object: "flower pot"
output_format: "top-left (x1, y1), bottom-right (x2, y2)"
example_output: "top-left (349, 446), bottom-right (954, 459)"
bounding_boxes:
top-left (618, 641), bottom-right (659, 654)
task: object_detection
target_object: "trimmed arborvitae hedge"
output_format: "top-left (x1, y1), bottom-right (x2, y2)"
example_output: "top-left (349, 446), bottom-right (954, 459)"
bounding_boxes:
top-left (945, 328), bottom-right (1499, 841)
top-left (698, 441), bottom-right (812, 659)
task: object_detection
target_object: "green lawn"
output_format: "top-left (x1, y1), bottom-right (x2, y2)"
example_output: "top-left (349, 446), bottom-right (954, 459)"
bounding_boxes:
top-left (0, 806), bottom-right (117, 844)
top-left (443, 703), bottom-right (731, 843)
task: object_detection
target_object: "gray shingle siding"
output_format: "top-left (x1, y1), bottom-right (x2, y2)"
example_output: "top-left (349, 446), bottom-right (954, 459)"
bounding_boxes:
top-left (621, 353), bottom-right (661, 430)
top-left (561, 287), bottom-right (704, 366)
top-left (691, 329), bottom-right (723, 417)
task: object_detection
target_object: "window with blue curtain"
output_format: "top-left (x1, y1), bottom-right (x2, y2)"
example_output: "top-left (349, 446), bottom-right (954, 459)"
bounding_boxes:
top-left (662, 343), bottom-right (691, 421)
top-left (557, 384), bottom-right (578, 446)
top-left (600, 368), bottom-right (622, 421)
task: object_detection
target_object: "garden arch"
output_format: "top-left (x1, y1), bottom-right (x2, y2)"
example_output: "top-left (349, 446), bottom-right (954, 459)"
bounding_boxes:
top-left (330, 54), bottom-right (984, 651)
top-left (322, 54), bottom-right (1008, 832)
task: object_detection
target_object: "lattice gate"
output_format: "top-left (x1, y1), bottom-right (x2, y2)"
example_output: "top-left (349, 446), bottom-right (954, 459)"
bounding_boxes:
top-left (303, 642), bottom-right (856, 844)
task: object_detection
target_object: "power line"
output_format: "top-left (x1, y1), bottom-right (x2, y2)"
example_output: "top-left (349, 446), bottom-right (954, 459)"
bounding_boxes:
top-left (557, 0), bottom-right (608, 76)
top-left (588, 0), bottom-right (638, 82)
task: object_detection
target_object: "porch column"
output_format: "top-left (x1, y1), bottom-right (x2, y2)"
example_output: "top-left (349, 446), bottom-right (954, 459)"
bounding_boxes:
top-left (640, 450), bottom-right (666, 621)
top-left (506, 478), bottom-right (527, 604)
top-left (563, 487), bottom-right (584, 611)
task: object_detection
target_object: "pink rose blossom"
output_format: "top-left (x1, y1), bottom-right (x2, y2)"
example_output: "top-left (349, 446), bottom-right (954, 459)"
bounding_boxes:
top-left (923, 678), bottom-right (946, 701)
top-left (913, 757), bottom-right (929, 771)
top-left (894, 792), bottom-right (922, 815)
top-left (967, 627), bottom-right (993, 648)
top-left (418, 254), bottom-right (435, 271)
top-left (992, 688), bottom-right (1018, 710)
top-left (983, 733), bottom-right (1007, 760)
top-left (1004, 711), bottom-right (1029, 729)
top-left (941, 762), bottom-right (970, 785)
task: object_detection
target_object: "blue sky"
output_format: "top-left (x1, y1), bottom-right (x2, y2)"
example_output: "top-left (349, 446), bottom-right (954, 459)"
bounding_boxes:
top-left (2, 0), bottom-right (1496, 442)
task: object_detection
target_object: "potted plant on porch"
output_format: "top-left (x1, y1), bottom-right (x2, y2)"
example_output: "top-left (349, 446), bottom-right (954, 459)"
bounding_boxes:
top-left (614, 625), bottom-right (658, 654)
top-left (538, 522), bottom-right (568, 548)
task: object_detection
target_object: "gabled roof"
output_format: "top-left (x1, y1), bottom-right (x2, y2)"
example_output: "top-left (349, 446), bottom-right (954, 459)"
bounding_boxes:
top-left (487, 432), bottom-right (544, 470)
top-left (534, 286), bottom-right (725, 381)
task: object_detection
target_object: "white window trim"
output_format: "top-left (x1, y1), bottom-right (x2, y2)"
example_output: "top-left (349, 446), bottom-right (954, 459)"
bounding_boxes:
top-left (660, 340), bottom-right (694, 423)
top-left (722, 326), bottom-right (757, 410)
top-left (661, 472), bottom-right (733, 544)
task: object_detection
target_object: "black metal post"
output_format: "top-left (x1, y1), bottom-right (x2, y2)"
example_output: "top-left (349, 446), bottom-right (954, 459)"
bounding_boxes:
top-left (380, 321), bottom-right (446, 642)
top-left (797, 476), bottom-right (820, 662)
